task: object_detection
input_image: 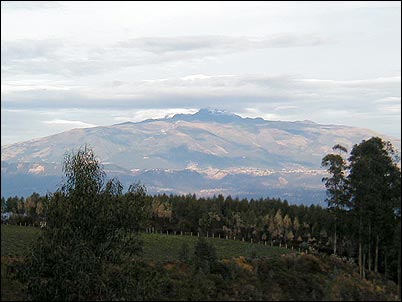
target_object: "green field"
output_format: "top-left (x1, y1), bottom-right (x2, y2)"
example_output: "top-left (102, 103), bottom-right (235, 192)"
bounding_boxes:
top-left (143, 232), bottom-right (289, 261)
top-left (1, 225), bottom-right (41, 256)
top-left (1, 225), bottom-right (41, 301)
top-left (1, 224), bottom-right (289, 260)
top-left (1, 224), bottom-right (288, 300)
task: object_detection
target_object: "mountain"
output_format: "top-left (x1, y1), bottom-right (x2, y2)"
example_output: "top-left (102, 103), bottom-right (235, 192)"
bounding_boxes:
top-left (1, 109), bottom-right (400, 204)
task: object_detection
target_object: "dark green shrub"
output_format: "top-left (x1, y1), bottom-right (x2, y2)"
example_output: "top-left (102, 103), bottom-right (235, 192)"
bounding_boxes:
top-left (193, 237), bottom-right (218, 274)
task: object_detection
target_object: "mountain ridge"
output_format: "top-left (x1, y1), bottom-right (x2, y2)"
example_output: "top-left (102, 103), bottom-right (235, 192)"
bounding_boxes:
top-left (1, 109), bottom-right (400, 204)
top-left (115, 108), bottom-right (321, 127)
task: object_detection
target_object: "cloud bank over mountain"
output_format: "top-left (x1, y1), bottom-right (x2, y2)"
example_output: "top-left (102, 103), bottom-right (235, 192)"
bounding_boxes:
top-left (1, 2), bottom-right (400, 145)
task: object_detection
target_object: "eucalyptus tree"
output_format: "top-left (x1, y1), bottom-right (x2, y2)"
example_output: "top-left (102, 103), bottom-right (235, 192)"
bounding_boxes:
top-left (348, 137), bottom-right (401, 278)
top-left (24, 146), bottom-right (151, 300)
top-left (321, 144), bottom-right (349, 256)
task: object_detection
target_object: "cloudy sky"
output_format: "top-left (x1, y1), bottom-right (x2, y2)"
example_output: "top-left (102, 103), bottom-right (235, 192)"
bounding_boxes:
top-left (1, 1), bottom-right (401, 145)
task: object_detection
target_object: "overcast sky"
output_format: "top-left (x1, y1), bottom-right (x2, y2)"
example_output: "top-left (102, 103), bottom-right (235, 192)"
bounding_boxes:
top-left (1, 1), bottom-right (401, 146)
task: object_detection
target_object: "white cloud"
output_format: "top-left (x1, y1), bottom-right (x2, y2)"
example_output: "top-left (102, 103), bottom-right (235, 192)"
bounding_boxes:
top-left (1, 34), bottom-right (332, 77)
top-left (28, 164), bottom-right (45, 174)
top-left (43, 119), bottom-right (97, 128)
top-left (1, 39), bottom-right (62, 61)
top-left (117, 34), bottom-right (331, 53)
top-left (112, 108), bottom-right (198, 123)
top-left (372, 96), bottom-right (401, 104)
top-left (298, 76), bottom-right (401, 87)
top-left (1, 1), bottom-right (62, 10)
top-left (1, 2), bottom-right (401, 144)
top-left (2, 74), bottom-right (400, 114)
top-left (377, 104), bottom-right (401, 114)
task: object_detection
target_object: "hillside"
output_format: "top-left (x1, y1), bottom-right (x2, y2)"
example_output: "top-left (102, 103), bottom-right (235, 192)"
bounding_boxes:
top-left (1, 225), bottom-right (399, 301)
top-left (1, 109), bottom-right (400, 204)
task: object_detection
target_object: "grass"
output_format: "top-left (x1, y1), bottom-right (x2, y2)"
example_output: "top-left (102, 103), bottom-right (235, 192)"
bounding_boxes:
top-left (143, 232), bottom-right (290, 261)
top-left (1, 224), bottom-right (289, 300)
top-left (1, 224), bottom-right (290, 260)
top-left (1, 224), bottom-right (290, 301)
top-left (1, 224), bottom-right (40, 256)
top-left (1, 225), bottom-right (40, 301)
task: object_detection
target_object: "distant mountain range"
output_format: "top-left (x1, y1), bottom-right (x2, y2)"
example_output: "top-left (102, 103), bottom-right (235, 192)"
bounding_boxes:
top-left (1, 109), bottom-right (400, 205)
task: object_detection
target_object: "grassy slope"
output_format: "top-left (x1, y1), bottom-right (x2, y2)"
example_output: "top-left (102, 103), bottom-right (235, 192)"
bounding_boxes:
top-left (1, 225), bottom-right (399, 301)
top-left (1, 224), bottom-right (289, 259)
top-left (1, 224), bottom-right (288, 301)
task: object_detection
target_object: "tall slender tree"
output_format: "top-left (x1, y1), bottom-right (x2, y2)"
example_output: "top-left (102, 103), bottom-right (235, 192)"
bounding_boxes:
top-left (321, 144), bottom-right (349, 255)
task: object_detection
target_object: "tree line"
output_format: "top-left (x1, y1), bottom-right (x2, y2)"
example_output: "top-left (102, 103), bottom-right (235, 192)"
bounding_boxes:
top-left (1, 187), bottom-right (339, 253)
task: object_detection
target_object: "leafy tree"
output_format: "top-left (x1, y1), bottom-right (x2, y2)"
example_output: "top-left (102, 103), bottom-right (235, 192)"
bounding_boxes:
top-left (283, 214), bottom-right (292, 248)
top-left (293, 216), bottom-right (301, 239)
top-left (24, 192), bottom-right (40, 217)
top-left (17, 198), bottom-right (24, 215)
top-left (22, 146), bottom-right (150, 300)
top-left (35, 200), bottom-right (44, 217)
top-left (1, 196), bottom-right (5, 213)
top-left (273, 209), bottom-right (284, 244)
top-left (5, 196), bottom-right (19, 213)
